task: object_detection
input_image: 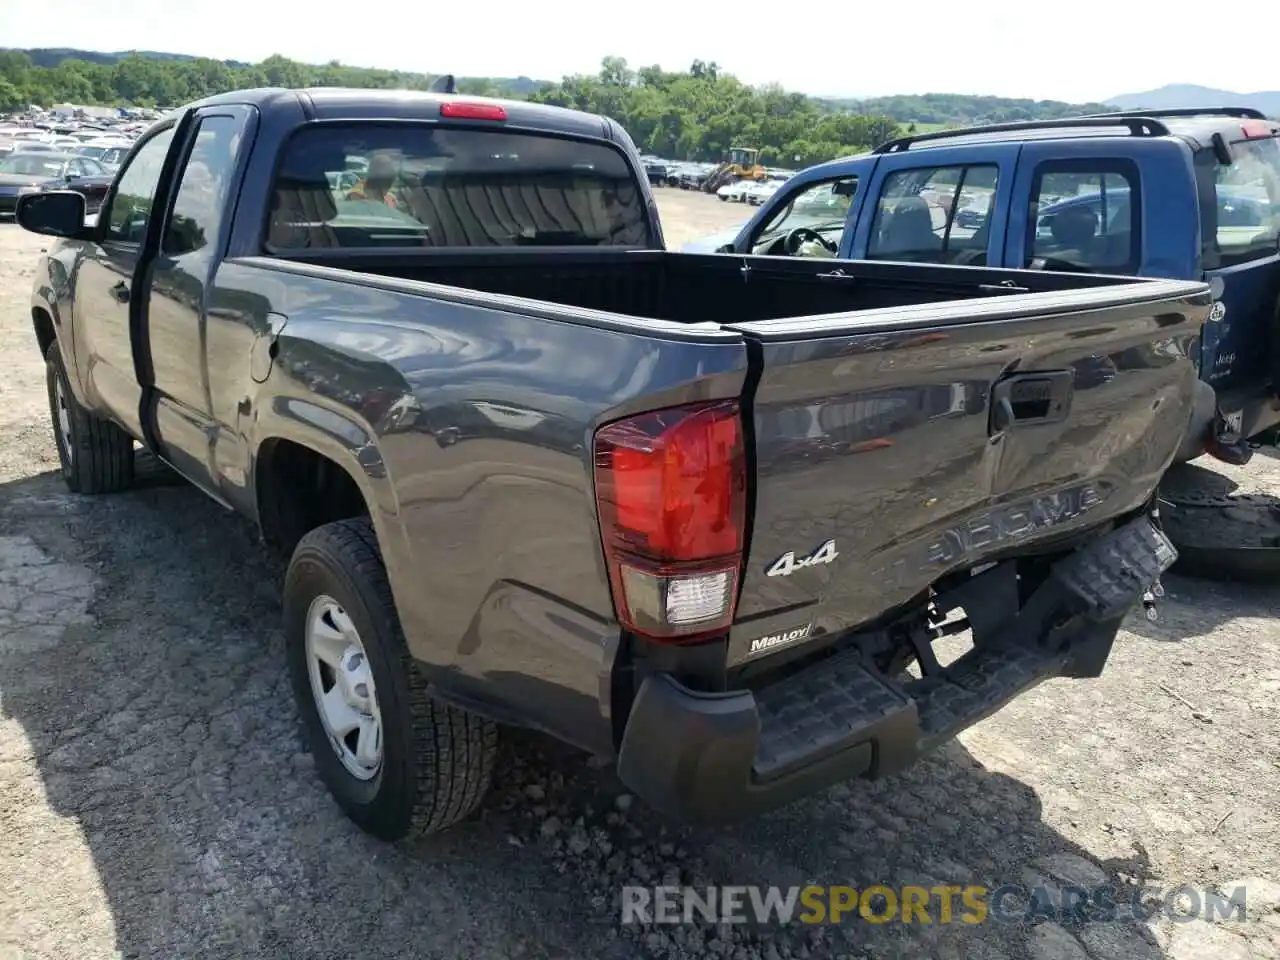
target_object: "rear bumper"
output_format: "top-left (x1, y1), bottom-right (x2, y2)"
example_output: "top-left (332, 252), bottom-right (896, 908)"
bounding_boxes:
top-left (616, 516), bottom-right (1176, 824)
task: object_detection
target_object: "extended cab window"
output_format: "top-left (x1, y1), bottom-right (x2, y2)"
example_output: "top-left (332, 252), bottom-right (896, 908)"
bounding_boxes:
top-left (867, 164), bottom-right (996, 264)
top-left (1212, 136), bottom-right (1280, 266)
top-left (266, 123), bottom-right (652, 249)
top-left (1027, 167), bottom-right (1138, 273)
top-left (163, 116), bottom-right (243, 256)
top-left (106, 127), bottom-right (175, 244)
top-left (748, 177), bottom-right (856, 257)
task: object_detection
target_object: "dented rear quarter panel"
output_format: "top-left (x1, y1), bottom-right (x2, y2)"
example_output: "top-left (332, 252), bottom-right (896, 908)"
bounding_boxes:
top-left (213, 259), bottom-right (748, 755)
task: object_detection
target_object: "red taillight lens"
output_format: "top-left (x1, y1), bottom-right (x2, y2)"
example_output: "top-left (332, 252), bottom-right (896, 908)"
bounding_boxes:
top-left (439, 102), bottom-right (507, 121)
top-left (1240, 120), bottom-right (1274, 139)
top-left (593, 401), bottom-right (746, 642)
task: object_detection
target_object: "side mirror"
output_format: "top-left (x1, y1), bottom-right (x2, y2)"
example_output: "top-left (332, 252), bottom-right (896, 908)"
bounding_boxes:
top-left (16, 191), bottom-right (86, 238)
top-left (715, 242), bottom-right (734, 254)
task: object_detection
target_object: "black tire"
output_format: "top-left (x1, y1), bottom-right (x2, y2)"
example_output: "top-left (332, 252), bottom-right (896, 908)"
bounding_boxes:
top-left (284, 518), bottom-right (497, 840)
top-left (45, 339), bottom-right (134, 494)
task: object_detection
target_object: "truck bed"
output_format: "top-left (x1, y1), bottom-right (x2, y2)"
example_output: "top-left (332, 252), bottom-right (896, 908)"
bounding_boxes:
top-left (266, 248), bottom-right (1143, 326)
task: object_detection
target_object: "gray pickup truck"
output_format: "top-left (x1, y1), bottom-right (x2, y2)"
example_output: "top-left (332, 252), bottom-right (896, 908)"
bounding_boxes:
top-left (18, 87), bottom-right (1200, 841)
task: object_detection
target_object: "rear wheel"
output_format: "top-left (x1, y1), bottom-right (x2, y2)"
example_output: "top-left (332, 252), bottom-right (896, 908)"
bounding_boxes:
top-left (45, 339), bottom-right (134, 493)
top-left (284, 518), bottom-right (498, 840)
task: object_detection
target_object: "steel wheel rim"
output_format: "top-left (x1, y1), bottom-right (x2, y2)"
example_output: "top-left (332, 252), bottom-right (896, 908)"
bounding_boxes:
top-left (53, 376), bottom-right (73, 465)
top-left (305, 594), bottom-right (383, 780)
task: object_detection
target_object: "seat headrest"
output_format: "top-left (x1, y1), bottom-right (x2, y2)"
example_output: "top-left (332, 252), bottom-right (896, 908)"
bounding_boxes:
top-left (893, 195), bottom-right (932, 217)
top-left (890, 196), bottom-right (936, 233)
top-left (1050, 205), bottom-right (1099, 247)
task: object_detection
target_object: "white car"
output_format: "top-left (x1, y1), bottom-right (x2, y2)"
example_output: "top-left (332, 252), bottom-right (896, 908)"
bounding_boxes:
top-left (716, 179), bottom-right (754, 203)
top-left (11, 141), bottom-right (58, 154)
top-left (744, 178), bottom-right (787, 206)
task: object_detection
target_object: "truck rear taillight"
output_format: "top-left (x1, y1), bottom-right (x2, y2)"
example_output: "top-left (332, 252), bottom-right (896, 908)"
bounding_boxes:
top-left (593, 401), bottom-right (746, 642)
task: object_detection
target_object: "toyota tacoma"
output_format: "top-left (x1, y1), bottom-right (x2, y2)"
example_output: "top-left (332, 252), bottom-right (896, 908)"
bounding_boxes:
top-left (18, 87), bottom-right (1202, 839)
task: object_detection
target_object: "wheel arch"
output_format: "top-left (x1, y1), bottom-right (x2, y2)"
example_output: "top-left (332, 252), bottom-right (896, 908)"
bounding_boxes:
top-left (250, 404), bottom-right (404, 560)
top-left (32, 305), bottom-right (56, 357)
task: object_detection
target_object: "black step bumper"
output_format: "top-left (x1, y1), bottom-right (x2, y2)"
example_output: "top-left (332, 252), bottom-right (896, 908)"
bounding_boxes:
top-left (616, 517), bottom-right (1176, 824)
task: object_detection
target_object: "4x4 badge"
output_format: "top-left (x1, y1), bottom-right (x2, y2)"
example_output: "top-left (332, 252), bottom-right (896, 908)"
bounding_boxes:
top-left (765, 539), bottom-right (838, 577)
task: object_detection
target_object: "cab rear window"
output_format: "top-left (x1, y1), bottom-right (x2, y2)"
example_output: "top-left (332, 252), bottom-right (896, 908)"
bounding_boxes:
top-left (265, 122), bottom-right (653, 250)
top-left (1212, 135), bottom-right (1280, 266)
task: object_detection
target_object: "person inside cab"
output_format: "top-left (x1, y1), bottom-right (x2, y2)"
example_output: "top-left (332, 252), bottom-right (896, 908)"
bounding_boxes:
top-left (346, 151), bottom-right (406, 210)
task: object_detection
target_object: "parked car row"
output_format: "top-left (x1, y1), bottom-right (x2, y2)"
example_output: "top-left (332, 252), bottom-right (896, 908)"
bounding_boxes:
top-left (0, 110), bottom-right (146, 218)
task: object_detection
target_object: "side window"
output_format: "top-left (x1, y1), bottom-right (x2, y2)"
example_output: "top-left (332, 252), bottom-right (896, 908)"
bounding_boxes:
top-left (106, 127), bottom-right (176, 244)
top-left (867, 165), bottom-right (998, 264)
top-left (747, 176), bottom-right (857, 257)
top-left (1212, 137), bottom-right (1280, 266)
top-left (163, 116), bottom-right (243, 256)
top-left (1026, 166), bottom-right (1137, 273)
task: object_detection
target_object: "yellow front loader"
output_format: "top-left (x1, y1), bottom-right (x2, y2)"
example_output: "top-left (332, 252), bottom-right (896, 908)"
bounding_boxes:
top-left (703, 147), bottom-right (767, 193)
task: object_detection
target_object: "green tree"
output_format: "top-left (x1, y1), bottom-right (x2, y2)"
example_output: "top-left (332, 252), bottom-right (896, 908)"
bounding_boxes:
top-left (0, 77), bottom-right (22, 111)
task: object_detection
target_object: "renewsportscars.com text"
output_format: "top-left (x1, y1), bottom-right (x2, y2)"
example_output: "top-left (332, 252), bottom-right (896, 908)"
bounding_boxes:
top-left (621, 883), bottom-right (1251, 926)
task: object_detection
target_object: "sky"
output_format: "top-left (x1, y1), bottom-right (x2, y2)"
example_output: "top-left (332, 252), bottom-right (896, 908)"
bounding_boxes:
top-left (3, 0), bottom-right (1278, 103)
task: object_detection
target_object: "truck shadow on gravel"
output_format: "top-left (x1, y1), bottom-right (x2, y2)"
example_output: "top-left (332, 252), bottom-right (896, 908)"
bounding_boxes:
top-left (0, 468), bottom-right (1177, 960)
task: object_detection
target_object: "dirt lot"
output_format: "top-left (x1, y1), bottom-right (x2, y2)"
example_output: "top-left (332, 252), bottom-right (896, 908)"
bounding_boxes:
top-left (1, 191), bottom-right (1279, 960)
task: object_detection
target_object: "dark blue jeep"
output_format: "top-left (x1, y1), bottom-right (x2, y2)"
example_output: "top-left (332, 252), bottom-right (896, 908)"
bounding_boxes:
top-left (687, 108), bottom-right (1280, 468)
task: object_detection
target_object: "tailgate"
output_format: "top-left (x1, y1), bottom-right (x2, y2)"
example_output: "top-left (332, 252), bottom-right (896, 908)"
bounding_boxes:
top-left (725, 279), bottom-right (1209, 653)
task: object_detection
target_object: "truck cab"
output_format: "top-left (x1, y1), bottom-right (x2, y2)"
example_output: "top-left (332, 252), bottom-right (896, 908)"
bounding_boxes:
top-left (694, 109), bottom-right (1280, 467)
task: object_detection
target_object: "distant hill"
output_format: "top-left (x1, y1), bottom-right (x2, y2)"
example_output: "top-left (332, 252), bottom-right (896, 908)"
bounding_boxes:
top-left (6, 47), bottom-right (252, 69)
top-left (820, 93), bottom-right (1112, 126)
top-left (1105, 83), bottom-right (1280, 117)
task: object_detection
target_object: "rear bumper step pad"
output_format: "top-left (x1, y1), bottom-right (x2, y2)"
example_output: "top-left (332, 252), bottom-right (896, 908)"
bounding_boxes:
top-left (616, 517), bottom-right (1176, 824)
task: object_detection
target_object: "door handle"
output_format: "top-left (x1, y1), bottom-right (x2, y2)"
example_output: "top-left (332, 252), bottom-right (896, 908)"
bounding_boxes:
top-left (110, 281), bottom-right (130, 304)
top-left (989, 370), bottom-right (1073, 435)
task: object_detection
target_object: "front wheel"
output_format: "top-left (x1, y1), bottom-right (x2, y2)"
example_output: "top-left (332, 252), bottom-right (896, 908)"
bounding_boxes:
top-left (284, 518), bottom-right (498, 840)
top-left (45, 339), bottom-right (134, 493)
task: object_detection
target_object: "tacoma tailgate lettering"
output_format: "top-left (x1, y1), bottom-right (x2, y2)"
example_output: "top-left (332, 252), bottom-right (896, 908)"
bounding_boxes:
top-left (926, 482), bottom-right (1106, 566)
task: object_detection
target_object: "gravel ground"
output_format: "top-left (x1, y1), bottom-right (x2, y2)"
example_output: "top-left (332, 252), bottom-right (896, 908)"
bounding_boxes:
top-left (1, 194), bottom-right (1279, 960)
